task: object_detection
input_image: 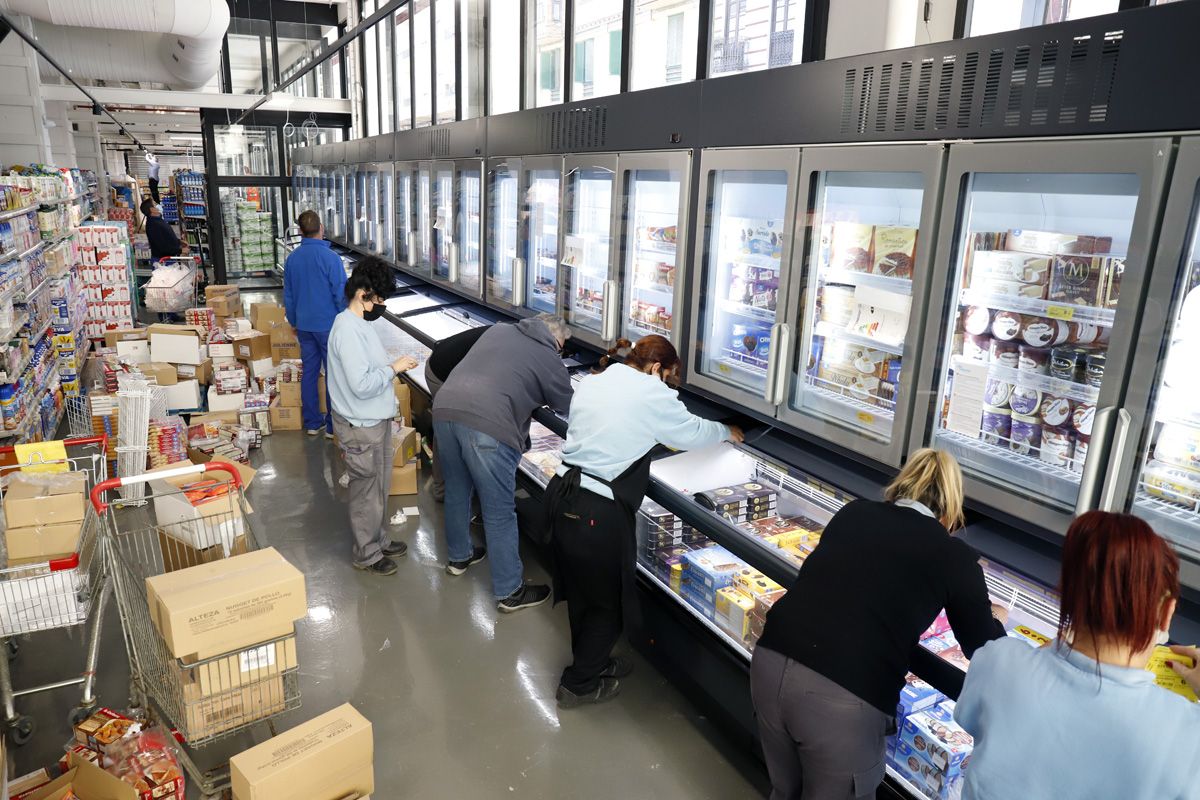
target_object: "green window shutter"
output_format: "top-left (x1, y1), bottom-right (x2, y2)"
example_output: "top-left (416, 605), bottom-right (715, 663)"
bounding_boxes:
top-left (609, 30), bottom-right (621, 76)
top-left (574, 41), bottom-right (588, 83)
top-left (540, 51), bottom-right (555, 90)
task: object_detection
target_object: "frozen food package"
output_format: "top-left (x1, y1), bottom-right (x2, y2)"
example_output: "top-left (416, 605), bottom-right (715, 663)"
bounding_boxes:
top-left (1040, 426), bottom-right (1075, 468)
top-left (980, 408), bottom-right (1012, 445)
top-left (1017, 346), bottom-right (1049, 374)
top-left (1009, 415), bottom-right (1042, 456)
top-left (1039, 395), bottom-right (1074, 428)
top-left (871, 226), bottom-right (918, 279)
top-left (990, 311), bottom-right (1024, 342)
top-left (829, 223), bottom-right (874, 272)
top-left (1072, 402), bottom-right (1096, 436)
top-left (1006, 229), bottom-right (1112, 255)
top-left (989, 339), bottom-right (1018, 369)
top-left (1153, 422), bottom-right (1200, 472)
top-left (983, 377), bottom-right (1014, 409)
top-left (971, 277), bottom-right (1048, 300)
top-left (970, 251), bottom-right (1052, 284)
top-left (962, 305), bottom-right (993, 336)
top-left (1144, 460), bottom-right (1200, 506)
top-left (1049, 255), bottom-right (1106, 306)
top-left (819, 285), bottom-right (857, 327)
top-left (1020, 317), bottom-right (1069, 349)
top-left (963, 334), bottom-right (991, 362)
top-left (1009, 386), bottom-right (1042, 417)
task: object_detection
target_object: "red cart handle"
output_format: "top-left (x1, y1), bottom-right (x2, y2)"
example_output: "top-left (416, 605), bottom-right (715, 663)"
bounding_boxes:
top-left (90, 461), bottom-right (243, 513)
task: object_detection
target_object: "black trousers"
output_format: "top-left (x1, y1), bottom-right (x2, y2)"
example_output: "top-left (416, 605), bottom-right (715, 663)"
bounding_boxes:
top-left (552, 488), bottom-right (628, 693)
top-left (149, 177), bottom-right (160, 203)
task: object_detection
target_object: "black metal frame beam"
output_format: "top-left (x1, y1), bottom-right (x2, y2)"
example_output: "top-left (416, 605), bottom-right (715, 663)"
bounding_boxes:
top-left (228, 0), bottom-right (342, 26)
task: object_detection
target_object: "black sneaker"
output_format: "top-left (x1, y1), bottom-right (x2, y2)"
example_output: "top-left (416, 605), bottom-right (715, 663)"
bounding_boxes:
top-left (556, 678), bottom-right (621, 708)
top-left (600, 656), bottom-right (633, 679)
top-left (445, 546), bottom-right (487, 576)
top-left (355, 556), bottom-right (398, 576)
top-left (497, 583), bottom-right (551, 613)
top-left (383, 541), bottom-right (408, 557)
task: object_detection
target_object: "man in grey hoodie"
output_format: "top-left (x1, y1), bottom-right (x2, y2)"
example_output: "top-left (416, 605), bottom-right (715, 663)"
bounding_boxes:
top-left (432, 313), bottom-right (574, 612)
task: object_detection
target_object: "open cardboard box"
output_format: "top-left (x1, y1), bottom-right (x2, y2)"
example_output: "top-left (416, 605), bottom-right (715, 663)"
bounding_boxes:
top-left (25, 756), bottom-right (141, 800)
top-left (148, 324), bottom-right (205, 366)
top-left (146, 459), bottom-right (252, 552)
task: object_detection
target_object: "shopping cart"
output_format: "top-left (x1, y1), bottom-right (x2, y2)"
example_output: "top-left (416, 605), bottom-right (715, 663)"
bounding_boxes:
top-left (0, 435), bottom-right (109, 745)
top-left (93, 462), bottom-right (301, 797)
top-left (142, 257), bottom-right (200, 314)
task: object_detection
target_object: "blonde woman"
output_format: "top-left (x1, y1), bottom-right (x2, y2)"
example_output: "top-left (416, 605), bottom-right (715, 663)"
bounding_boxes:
top-left (751, 449), bottom-right (1007, 800)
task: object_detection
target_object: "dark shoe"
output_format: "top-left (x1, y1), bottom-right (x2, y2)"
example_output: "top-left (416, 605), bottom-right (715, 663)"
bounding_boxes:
top-left (324, 430), bottom-right (335, 440)
top-left (383, 541), bottom-right (408, 557)
top-left (305, 429), bottom-right (322, 436)
top-left (445, 546), bottom-right (486, 576)
top-left (497, 583), bottom-right (551, 613)
top-left (600, 656), bottom-right (633, 679)
top-left (355, 556), bottom-right (398, 576)
top-left (556, 678), bottom-right (621, 708)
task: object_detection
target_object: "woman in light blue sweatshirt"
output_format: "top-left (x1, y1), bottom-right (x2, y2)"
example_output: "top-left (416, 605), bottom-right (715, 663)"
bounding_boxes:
top-left (327, 257), bottom-right (419, 576)
top-left (545, 335), bottom-right (743, 708)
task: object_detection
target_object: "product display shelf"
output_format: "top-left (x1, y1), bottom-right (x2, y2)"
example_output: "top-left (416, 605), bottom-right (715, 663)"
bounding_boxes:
top-left (805, 375), bottom-right (897, 420)
top-left (957, 289), bottom-right (1116, 328)
top-left (718, 298), bottom-right (776, 323)
top-left (948, 356), bottom-right (1099, 405)
top-left (716, 348), bottom-right (770, 377)
top-left (937, 428), bottom-right (1082, 485)
top-left (628, 318), bottom-right (673, 338)
top-left (37, 191), bottom-right (87, 207)
top-left (0, 310), bottom-right (30, 347)
top-left (15, 276), bottom-right (46, 306)
top-left (637, 563), bottom-right (754, 657)
top-left (1133, 493), bottom-right (1200, 543)
top-left (813, 320), bottom-right (905, 356)
top-left (0, 204), bottom-right (35, 224)
top-left (632, 279), bottom-right (675, 297)
top-left (822, 267), bottom-right (913, 295)
top-left (0, 239), bottom-right (44, 267)
top-left (0, 328), bottom-right (45, 384)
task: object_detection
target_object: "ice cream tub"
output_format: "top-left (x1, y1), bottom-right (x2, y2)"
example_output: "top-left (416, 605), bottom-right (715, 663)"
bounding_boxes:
top-left (963, 334), bottom-right (991, 362)
top-left (1040, 426), bottom-right (1075, 468)
top-left (1154, 422), bottom-right (1200, 472)
top-left (991, 311), bottom-right (1024, 342)
top-left (1049, 347), bottom-right (1083, 382)
top-left (1039, 394), bottom-right (1073, 428)
top-left (1072, 402), bottom-right (1096, 436)
top-left (989, 340), bottom-right (1019, 369)
top-left (1020, 317), bottom-right (1067, 349)
top-left (983, 377), bottom-right (1014, 408)
top-left (1144, 460), bottom-right (1200, 506)
top-left (1017, 346), bottom-right (1049, 374)
top-left (980, 408), bottom-right (1012, 445)
top-left (1010, 414), bottom-right (1042, 456)
top-left (1009, 385), bottom-right (1042, 417)
top-left (963, 306), bottom-right (993, 336)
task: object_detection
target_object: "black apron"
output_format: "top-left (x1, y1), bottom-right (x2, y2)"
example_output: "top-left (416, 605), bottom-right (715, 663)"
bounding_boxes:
top-left (544, 451), bottom-right (653, 628)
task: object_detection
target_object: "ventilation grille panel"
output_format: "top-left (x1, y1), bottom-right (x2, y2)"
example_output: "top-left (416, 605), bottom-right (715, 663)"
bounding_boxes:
top-left (420, 129), bottom-right (451, 157)
top-left (538, 106), bottom-right (609, 151)
top-left (838, 27), bottom-right (1125, 137)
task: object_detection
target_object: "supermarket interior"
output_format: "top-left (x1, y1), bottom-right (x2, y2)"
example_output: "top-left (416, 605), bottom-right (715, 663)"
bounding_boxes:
top-left (1, 0), bottom-right (1200, 798)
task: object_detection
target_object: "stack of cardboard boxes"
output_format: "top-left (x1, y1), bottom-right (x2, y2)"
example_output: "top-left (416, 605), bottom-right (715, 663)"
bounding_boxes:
top-left (2, 471), bottom-right (87, 565)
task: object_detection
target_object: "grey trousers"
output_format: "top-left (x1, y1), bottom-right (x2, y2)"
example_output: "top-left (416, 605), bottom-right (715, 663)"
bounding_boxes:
top-left (424, 362), bottom-right (445, 498)
top-left (750, 646), bottom-right (890, 800)
top-left (332, 412), bottom-right (391, 567)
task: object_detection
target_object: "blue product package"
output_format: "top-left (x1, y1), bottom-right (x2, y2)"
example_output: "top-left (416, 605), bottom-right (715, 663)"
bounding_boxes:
top-left (681, 545), bottom-right (742, 592)
top-left (897, 674), bottom-right (943, 720)
top-left (899, 709), bottom-right (973, 780)
top-left (891, 740), bottom-right (963, 800)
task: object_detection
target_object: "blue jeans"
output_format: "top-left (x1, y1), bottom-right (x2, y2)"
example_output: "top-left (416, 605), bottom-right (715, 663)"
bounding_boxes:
top-left (298, 329), bottom-right (332, 432)
top-left (434, 420), bottom-right (523, 599)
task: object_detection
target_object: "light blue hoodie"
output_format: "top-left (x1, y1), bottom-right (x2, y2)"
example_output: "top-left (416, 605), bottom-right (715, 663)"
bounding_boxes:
top-left (326, 309), bottom-right (397, 426)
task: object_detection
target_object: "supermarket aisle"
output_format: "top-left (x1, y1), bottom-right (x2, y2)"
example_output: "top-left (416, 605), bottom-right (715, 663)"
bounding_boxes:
top-left (13, 432), bottom-right (767, 798)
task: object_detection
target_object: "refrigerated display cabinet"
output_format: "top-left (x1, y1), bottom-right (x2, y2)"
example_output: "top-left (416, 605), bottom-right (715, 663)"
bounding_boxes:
top-left (687, 149), bottom-right (801, 416)
top-left (353, 166), bottom-right (368, 248)
top-left (917, 139), bottom-right (1171, 534)
top-left (432, 161), bottom-right (455, 282)
top-left (395, 162), bottom-right (416, 271)
top-left (416, 162), bottom-right (434, 275)
top-left (364, 166), bottom-right (380, 253)
top-left (455, 160), bottom-right (483, 296)
top-left (781, 146), bottom-right (944, 467)
top-left (618, 151), bottom-right (690, 347)
top-left (486, 157), bottom-right (521, 307)
top-left (374, 162), bottom-right (395, 261)
top-left (562, 156), bottom-right (619, 346)
top-left (486, 157), bottom-right (565, 314)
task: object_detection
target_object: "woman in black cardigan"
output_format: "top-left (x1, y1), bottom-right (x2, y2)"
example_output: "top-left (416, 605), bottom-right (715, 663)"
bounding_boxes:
top-left (752, 449), bottom-right (1007, 800)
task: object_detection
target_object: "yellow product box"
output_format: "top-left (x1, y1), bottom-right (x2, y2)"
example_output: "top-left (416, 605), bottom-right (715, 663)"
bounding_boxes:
top-left (669, 560), bottom-right (683, 593)
top-left (714, 586), bottom-right (755, 641)
top-left (763, 530), bottom-right (811, 550)
top-left (734, 570), bottom-right (784, 600)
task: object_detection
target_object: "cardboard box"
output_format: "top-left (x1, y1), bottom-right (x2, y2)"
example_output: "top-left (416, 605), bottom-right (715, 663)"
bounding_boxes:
top-left (251, 304), bottom-right (288, 334)
top-left (103, 327), bottom-right (146, 350)
top-left (393, 426), bottom-right (419, 466)
top-left (4, 472), bottom-right (87, 530)
top-left (233, 331), bottom-right (271, 362)
top-left (176, 358), bottom-right (213, 385)
top-left (9, 766), bottom-right (56, 798)
top-left (115, 339), bottom-right (151, 365)
top-left (207, 293), bottom-right (242, 317)
top-left (269, 399), bottom-right (303, 431)
top-left (206, 284), bottom-right (240, 298)
top-left (269, 322), bottom-right (300, 364)
top-left (159, 528), bottom-right (249, 573)
top-left (230, 703), bottom-right (374, 800)
top-left (394, 379), bottom-right (411, 424)
top-left (147, 460), bottom-right (248, 552)
top-left (188, 411), bottom-right (240, 426)
top-left (6, 521), bottom-right (83, 562)
top-left (247, 357), bottom-right (274, 380)
top-left (209, 342), bottom-right (236, 363)
top-left (277, 382), bottom-right (301, 408)
top-left (181, 634), bottom-right (298, 699)
top-left (163, 379), bottom-right (201, 411)
top-left (25, 758), bottom-right (142, 800)
top-left (389, 461), bottom-right (418, 495)
top-left (206, 387), bottom-right (245, 413)
top-left (149, 324), bottom-right (205, 365)
top-left (899, 709), bottom-right (973, 779)
top-left (144, 547), bottom-right (307, 660)
top-left (141, 361), bottom-right (178, 386)
top-left (180, 451), bottom-right (257, 488)
top-left (182, 674), bottom-right (287, 741)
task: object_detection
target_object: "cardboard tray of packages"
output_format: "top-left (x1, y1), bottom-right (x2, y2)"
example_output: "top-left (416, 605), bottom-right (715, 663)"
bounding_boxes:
top-left (146, 460), bottom-right (250, 552)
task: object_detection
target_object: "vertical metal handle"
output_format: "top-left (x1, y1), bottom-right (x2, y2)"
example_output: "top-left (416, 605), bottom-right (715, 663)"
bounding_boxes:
top-left (513, 256), bottom-right (527, 306)
top-left (763, 322), bottom-right (791, 406)
top-left (601, 279), bottom-right (619, 341)
top-left (449, 242), bottom-right (460, 283)
top-left (1075, 405), bottom-right (1117, 516)
top-left (406, 230), bottom-right (416, 267)
top-left (1099, 408), bottom-right (1134, 512)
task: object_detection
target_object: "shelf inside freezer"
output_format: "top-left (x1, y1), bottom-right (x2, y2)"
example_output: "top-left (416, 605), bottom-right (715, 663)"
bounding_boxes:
top-left (822, 267), bottom-right (913, 295)
top-left (935, 428), bottom-right (1081, 502)
top-left (814, 320), bottom-right (904, 355)
top-left (718, 298), bottom-right (776, 323)
top-left (949, 356), bottom-right (1099, 405)
top-left (803, 375), bottom-right (896, 425)
top-left (637, 239), bottom-right (677, 257)
top-left (959, 289), bottom-right (1116, 328)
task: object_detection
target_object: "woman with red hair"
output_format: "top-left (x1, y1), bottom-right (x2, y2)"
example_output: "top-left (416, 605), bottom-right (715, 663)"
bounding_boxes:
top-left (955, 511), bottom-right (1200, 799)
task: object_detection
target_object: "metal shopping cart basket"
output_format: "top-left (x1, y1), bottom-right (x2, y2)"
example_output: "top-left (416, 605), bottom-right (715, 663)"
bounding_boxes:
top-left (142, 257), bottom-right (200, 314)
top-left (93, 461), bottom-right (300, 797)
top-left (0, 435), bottom-right (109, 745)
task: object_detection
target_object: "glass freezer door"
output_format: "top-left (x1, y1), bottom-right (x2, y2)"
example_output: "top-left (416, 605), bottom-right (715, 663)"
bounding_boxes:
top-left (924, 142), bottom-right (1168, 520)
top-left (416, 162), bottom-right (433, 274)
top-left (456, 161), bottom-right (483, 295)
top-left (619, 152), bottom-right (689, 346)
top-left (525, 163), bottom-right (562, 315)
top-left (366, 168), bottom-right (379, 253)
top-left (562, 158), bottom-right (617, 343)
top-left (395, 164), bottom-right (414, 270)
top-left (432, 162), bottom-right (454, 282)
top-left (486, 159), bottom-right (520, 307)
top-left (689, 149), bottom-right (800, 414)
top-left (379, 164), bottom-right (394, 261)
top-left (354, 167), bottom-right (367, 248)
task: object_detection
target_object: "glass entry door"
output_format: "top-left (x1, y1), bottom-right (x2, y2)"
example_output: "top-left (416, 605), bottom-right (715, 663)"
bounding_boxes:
top-left (562, 156), bottom-right (618, 345)
top-left (688, 148), bottom-right (800, 416)
top-left (618, 151), bottom-right (689, 347)
top-left (486, 158), bottom-right (520, 307)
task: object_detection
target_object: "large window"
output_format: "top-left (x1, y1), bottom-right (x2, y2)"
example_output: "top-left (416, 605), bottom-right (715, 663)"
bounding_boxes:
top-left (414, 0), bottom-right (434, 127)
top-left (573, 0), bottom-right (623, 99)
top-left (632, 0), bottom-right (699, 90)
top-left (395, 10), bottom-right (413, 130)
top-left (379, 21), bottom-right (395, 133)
top-left (709, 0), bottom-right (804, 77)
top-left (435, 0), bottom-right (457, 123)
top-left (214, 126), bottom-right (279, 177)
top-left (461, 0), bottom-right (485, 119)
top-left (278, 21), bottom-right (345, 100)
top-left (530, 0), bottom-right (565, 106)
top-left (365, 21), bottom-right (380, 135)
top-left (225, 18), bottom-right (275, 95)
top-left (964, 0), bottom-right (1121, 36)
top-left (489, 0), bottom-right (520, 113)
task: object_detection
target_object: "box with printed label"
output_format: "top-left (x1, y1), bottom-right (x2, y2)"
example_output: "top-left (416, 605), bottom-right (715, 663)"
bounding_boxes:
top-left (714, 586), bottom-right (755, 641)
top-left (277, 382), bottom-right (301, 408)
top-left (269, 399), bottom-right (303, 431)
top-left (178, 634), bottom-right (298, 698)
top-left (147, 461), bottom-right (248, 554)
top-left (229, 703), bottom-right (374, 800)
top-left (393, 425), bottom-right (419, 465)
top-left (389, 461), bottom-right (418, 495)
top-left (145, 547), bottom-right (307, 660)
top-left (681, 545), bottom-right (743, 591)
top-left (898, 674), bottom-right (944, 719)
top-left (899, 709), bottom-right (973, 779)
top-left (233, 331), bottom-right (271, 362)
top-left (141, 361), bottom-right (177, 386)
top-left (209, 342), bottom-right (236, 363)
top-left (182, 674), bottom-right (287, 741)
top-left (103, 327), bottom-right (146, 349)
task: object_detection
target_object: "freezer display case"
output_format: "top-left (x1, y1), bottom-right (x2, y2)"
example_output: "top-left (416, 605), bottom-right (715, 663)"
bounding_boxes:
top-left (619, 152), bottom-right (689, 346)
top-left (561, 157), bottom-right (618, 345)
top-left (353, 166), bottom-right (368, 248)
top-left (486, 158), bottom-right (520, 306)
top-left (364, 165), bottom-right (381, 254)
top-left (689, 149), bottom-right (800, 415)
top-left (416, 162), bottom-right (433, 274)
top-left (922, 140), bottom-right (1169, 528)
top-left (334, 165), bottom-right (352, 242)
top-left (526, 160), bottom-right (563, 314)
top-left (782, 147), bottom-right (944, 466)
top-left (455, 160), bottom-right (483, 295)
top-left (432, 162), bottom-right (454, 282)
top-left (395, 163), bottom-right (415, 270)
top-left (377, 162), bottom-right (395, 261)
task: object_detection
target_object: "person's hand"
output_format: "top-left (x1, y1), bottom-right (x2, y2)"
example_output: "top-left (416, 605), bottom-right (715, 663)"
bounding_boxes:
top-left (727, 425), bottom-right (745, 444)
top-left (990, 603), bottom-right (1010, 626)
top-left (1167, 645), bottom-right (1200, 694)
top-left (392, 356), bottom-right (419, 374)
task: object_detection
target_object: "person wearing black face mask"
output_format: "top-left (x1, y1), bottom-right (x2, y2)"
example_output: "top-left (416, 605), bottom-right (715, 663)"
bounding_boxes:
top-left (327, 256), bottom-right (420, 575)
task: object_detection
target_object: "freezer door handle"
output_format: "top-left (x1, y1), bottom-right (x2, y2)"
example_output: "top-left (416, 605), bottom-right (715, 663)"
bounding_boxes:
top-left (449, 242), bottom-right (460, 283)
top-left (601, 279), bottom-right (619, 342)
top-left (1075, 405), bottom-right (1117, 516)
top-left (764, 322), bottom-right (791, 406)
top-left (406, 231), bottom-right (416, 267)
top-left (1099, 408), bottom-right (1134, 512)
top-left (513, 257), bottom-right (527, 306)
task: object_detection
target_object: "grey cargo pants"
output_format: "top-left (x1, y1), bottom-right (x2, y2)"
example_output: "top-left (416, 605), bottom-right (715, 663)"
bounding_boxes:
top-left (332, 412), bottom-right (391, 567)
